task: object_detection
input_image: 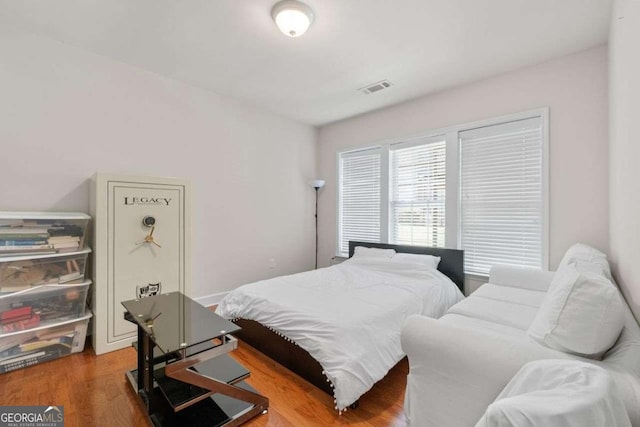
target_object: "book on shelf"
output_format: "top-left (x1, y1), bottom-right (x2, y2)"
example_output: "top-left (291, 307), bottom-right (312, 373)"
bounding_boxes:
top-left (0, 233), bottom-right (49, 240)
top-left (0, 245), bottom-right (56, 256)
top-left (0, 244), bottom-right (54, 251)
top-left (47, 224), bottom-right (83, 237)
top-left (19, 333), bottom-right (74, 352)
top-left (48, 236), bottom-right (80, 251)
top-left (0, 227), bottom-right (50, 235)
top-left (50, 242), bottom-right (80, 250)
top-left (0, 331), bottom-right (36, 354)
top-left (37, 327), bottom-right (75, 341)
top-left (57, 248), bottom-right (79, 254)
top-left (0, 345), bottom-right (31, 361)
top-left (0, 219), bottom-right (25, 228)
top-left (47, 236), bottom-right (80, 243)
top-left (0, 241), bottom-right (80, 256)
top-left (0, 240), bottom-right (49, 246)
top-left (1, 306), bottom-right (33, 323)
top-left (1, 314), bottom-right (41, 333)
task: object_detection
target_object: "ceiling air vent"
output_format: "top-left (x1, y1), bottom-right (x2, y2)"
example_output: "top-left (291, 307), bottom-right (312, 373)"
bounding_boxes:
top-left (359, 80), bottom-right (393, 95)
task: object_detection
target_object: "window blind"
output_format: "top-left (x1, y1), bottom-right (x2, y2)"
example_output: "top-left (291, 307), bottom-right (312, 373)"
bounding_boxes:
top-left (390, 139), bottom-right (446, 247)
top-left (338, 148), bottom-right (381, 256)
top-left (460, 117), bottom-right (544, 275)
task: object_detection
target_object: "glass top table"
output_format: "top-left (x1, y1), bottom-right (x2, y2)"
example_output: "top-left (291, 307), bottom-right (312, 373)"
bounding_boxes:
top-left (122, 292), bottom-right (241, 355)
top-left (121, 292), bottom-right (268, 426)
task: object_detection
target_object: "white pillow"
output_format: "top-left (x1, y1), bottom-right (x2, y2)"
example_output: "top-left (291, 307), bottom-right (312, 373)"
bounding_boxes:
top-left (352, 246), bottom-right (396, 258)
top-left (557, 243), bottom-right (613, 281)
top-left (527, 265), bottom-right (624, 359)
top-left (392, 252), bottom-right (441, 269)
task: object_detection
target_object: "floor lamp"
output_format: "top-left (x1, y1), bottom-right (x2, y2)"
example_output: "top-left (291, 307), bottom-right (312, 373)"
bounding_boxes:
top-left (312, 179), bottom-right (325, 269)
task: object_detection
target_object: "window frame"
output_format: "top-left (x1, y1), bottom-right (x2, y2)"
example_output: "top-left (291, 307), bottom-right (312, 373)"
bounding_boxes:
top-left (335, 107), bottom-right (549, 276)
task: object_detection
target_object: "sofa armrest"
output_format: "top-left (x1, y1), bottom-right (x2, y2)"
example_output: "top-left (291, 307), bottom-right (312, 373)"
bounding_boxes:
top-left (489, 264), bottom-right (555, 292)
top-left (401, 315), bottom-right (569, 427)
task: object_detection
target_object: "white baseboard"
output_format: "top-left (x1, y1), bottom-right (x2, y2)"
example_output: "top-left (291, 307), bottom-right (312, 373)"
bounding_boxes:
top-left (195, 291), bottom-right (229, 308)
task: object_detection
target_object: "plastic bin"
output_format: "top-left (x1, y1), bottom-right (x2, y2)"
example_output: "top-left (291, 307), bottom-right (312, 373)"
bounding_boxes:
top-left (0, 280), bottom-right (90, 333)
top-left (0, 311), bottom-right (91, 373)
top-left (0, 248), bottom-right (91, 293)
top-left (0, 212), bottom-right (90, 256)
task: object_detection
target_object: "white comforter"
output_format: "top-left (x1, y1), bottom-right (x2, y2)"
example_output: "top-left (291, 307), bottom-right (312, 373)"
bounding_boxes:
top-left (476, 360), bottom-right (632, 427)
top-left (215, 257), bottom-right (464, 409)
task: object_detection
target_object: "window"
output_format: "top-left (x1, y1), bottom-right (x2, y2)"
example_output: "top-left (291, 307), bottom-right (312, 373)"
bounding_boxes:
top-left (389, 138), bottom-right (446, 247)
top-left (460, 117), bottom-right (544, 275)
top-left (336, 109), bottom-right (548, 274)
top-left (337, 148), bottom-right (381, 256)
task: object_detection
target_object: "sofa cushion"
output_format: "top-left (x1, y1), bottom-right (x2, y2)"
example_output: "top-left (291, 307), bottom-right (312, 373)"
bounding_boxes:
top-left (441, 313), bottom-right (542, 344)
top-left (473, 284), bottom-right (546, 309)
top-left (489, 265), bottom-right (555, 292)
top-left (557, 243), bottom-right (613, 281)
top-left (527, 265), bottom-right (625, 359)
top-left (447, 296), bottom-right (539, 331)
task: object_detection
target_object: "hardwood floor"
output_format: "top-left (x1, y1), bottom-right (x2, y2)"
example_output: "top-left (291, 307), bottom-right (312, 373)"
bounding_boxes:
top-left (0, 340), bottom-right (408, 426)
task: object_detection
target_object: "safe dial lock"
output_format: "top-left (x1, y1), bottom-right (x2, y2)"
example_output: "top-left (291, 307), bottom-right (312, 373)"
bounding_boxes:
top-left (142, 216), bottom-right (156, 227)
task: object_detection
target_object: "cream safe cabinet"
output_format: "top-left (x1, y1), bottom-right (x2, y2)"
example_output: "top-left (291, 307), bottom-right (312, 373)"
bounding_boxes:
top-left (90, 174), bottom-right (191, 355)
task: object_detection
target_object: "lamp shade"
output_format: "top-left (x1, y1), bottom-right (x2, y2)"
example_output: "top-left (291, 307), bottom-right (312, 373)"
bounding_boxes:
top-left (271, 0), bottom-right (314, 38)
top-left (312, 179), bottom-right (325, 189)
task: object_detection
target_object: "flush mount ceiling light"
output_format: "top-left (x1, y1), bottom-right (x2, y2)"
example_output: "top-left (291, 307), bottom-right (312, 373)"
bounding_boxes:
top-left (271, 0), bottom-right (314, 38)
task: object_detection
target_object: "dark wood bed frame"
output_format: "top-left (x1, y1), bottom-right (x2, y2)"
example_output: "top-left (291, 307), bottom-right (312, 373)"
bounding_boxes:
top-left (232, 241), bottom-right (465, 405)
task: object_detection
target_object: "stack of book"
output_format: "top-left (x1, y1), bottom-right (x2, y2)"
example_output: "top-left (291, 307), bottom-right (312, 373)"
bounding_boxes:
top-left (1, 306), bottom-right (41, 333)
top-left (0, 220), bottom-right (83, 256)
top-left (0, 226), bottom-right (54, 256)
top-left (47, 236), bottom-right (81, 253)
top-left (0, 325), bottom-right (75, 373)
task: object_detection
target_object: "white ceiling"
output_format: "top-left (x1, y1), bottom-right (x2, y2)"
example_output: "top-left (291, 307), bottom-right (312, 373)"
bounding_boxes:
top-left (0, 0), bottom-right (612, 126)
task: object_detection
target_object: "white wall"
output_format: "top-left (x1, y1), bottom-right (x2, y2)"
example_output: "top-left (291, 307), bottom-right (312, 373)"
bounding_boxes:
top-left (609, 0), bottom-right (640, 322)
top-left (0, 26), bottom-right (317, 301)
top-left (317, 46), bottom-right (609, 271)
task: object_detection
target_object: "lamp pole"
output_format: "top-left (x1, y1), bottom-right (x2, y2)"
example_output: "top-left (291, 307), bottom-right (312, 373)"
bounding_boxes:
top-left (314, 186), bottom-right (319, 269)
top-left (312, 179), bottom-right (325, 269)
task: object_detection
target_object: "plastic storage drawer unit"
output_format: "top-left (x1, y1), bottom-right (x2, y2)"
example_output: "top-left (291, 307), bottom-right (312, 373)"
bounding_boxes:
top-left (0, 280), bottom-right (90, 333)
top-left (0, 312), bottom-right (92, 373)
top-left (0, 248), bottom-right (91, 293)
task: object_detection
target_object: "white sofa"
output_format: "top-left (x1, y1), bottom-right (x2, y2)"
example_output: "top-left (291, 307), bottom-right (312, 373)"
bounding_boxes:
top-left (401, 264), bottom-right (640, 426)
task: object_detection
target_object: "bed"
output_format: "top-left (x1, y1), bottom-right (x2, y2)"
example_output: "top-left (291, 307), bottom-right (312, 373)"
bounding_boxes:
top-left (215, 241), bottom-right (464, 410)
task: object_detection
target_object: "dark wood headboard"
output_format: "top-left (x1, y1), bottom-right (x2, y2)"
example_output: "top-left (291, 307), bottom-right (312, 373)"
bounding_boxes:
top-left (348, 241), bottom-right (465, 293)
